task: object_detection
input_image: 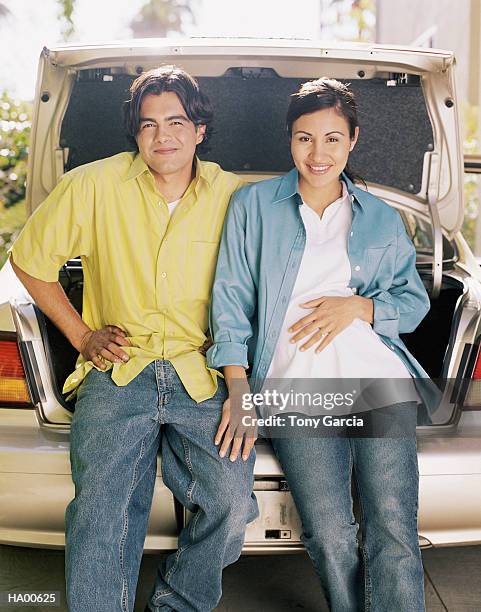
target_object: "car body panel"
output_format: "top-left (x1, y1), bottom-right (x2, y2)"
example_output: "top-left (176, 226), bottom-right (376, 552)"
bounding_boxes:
top-left (2, 410), bottom-right (481, 549)
top-left (28, 40), bottom-right (463, 234)
top-left (2, 38), bottom-right (481, 553)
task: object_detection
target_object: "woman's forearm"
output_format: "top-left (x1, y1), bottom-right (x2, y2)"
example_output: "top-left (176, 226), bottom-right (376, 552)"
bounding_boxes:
top-left (353, 295), bottom-right (374, 324)
top-left (223, 365), bottom-right (248, 393)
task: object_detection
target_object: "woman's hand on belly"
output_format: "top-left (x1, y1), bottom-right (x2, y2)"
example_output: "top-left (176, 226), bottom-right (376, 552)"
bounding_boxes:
top-left (288, 295), bottom-right (374, 353)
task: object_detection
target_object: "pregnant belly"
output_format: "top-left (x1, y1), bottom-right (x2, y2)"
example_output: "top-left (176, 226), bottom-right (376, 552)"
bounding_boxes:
top-left (268, 299), bottom-right (411, 380)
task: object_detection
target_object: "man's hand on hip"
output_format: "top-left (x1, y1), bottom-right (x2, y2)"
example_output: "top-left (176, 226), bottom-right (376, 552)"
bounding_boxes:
top-left (199, 335), bottom-right (213, 356)
top-left (79, 326), bottom-right (131, 370)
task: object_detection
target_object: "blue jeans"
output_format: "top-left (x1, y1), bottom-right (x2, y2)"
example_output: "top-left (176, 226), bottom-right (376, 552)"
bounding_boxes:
top-left (65, 361), bottom-right (258, 612)
top-left (270, 404), bottom-right (425, 612)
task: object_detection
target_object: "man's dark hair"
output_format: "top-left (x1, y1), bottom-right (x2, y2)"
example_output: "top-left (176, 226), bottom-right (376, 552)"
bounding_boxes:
top-left (286, 77), bottom-right (363, 184)
top-left (123, 65), bottom-right (213, 153)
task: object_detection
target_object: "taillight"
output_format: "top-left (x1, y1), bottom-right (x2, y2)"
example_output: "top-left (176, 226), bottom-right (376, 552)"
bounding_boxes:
top-left (0, 332), bottom-right (33, 408)
top-left (473, 349), bottom-right (481, 380)
top-left (462, 342), bottom-right (481, 408)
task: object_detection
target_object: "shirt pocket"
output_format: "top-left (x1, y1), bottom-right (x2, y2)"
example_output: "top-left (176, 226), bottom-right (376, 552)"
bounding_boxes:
top-left (364, 243), bottom-right (394, 283)
top-left (188, 241), bottom-right (219, 300)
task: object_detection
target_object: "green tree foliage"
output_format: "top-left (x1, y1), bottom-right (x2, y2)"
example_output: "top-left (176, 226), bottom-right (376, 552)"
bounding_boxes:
top-left (0, 92), bottom-right (30, 209)
top-left (461, 102), bottom-right (480, 250)
top-left (463, 102), bottom-right (480, 155)
top-left (327, 0), bottom-right (375, 42)
top-left (130, 0), bottom-right (195, 38)
top-left (0, 92), bottom-right (30, 265)
top-left (350, 0), bottom-right (375, 41)
top-left (57, 0), bottom-right (76, 41)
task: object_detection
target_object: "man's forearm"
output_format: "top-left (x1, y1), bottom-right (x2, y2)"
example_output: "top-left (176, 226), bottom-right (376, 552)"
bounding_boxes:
top-left (11, 257), bottom-right (91, 351)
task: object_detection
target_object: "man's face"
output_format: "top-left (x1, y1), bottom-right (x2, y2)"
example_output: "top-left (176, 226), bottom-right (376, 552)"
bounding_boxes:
top-left (136, 92), bottom-right (206, 181)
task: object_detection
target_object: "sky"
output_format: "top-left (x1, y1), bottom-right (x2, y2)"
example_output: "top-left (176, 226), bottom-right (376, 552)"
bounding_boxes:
top-left (0, 0), bottom-right (346, 100)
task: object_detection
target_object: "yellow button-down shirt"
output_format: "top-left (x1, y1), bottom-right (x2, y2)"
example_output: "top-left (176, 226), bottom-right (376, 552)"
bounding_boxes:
top-left (11, 152), bottom-right (242, 402)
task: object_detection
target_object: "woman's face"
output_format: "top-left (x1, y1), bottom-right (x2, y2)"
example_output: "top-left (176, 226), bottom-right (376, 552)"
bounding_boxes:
top-left (290, 107), bottom-right (359, 192)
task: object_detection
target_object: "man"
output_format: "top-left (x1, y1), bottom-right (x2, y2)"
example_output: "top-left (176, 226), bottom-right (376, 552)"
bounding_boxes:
top-left (10, 65), bottom-right (258, 612)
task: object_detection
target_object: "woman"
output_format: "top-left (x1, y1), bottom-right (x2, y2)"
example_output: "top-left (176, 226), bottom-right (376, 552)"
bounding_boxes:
top-left (207, 78), bottom-right (429, 611)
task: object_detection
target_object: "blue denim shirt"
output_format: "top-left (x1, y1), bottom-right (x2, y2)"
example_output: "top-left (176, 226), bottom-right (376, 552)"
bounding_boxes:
top-left (207, 169), bottom-right (431, 394)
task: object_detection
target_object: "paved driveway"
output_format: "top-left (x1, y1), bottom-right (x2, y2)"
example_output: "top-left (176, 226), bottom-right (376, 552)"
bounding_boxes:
top-left (1, 545), bottom-right (480, 610)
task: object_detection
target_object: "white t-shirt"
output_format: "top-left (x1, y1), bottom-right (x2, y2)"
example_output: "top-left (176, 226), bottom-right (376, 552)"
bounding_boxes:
top-left (167, 198), bottom-right (181, 216)
top-left (267, 184), bottom-right (415, 385)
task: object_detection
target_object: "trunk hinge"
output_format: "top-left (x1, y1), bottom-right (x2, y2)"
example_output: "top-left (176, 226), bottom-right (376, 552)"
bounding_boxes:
top-left (426, 152), bottom-right (443, 299)
top-left (54, 147), bottom-right (68, 180)
top-left (42, 46), bottom-right (58, 67)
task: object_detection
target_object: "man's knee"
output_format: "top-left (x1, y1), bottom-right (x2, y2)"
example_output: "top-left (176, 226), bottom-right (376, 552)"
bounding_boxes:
top-left (219, 483), bottom-right (257, 524)
top-left (205, 467), bottom-right (258, 528)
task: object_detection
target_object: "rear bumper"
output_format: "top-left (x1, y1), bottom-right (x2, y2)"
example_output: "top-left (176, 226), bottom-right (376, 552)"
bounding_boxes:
top-left (0, 472), bottom-right (179, 551)
top-left (0, 410), bottom-right (304, 552)
top-left (3, 410), bottom-right (481, 550)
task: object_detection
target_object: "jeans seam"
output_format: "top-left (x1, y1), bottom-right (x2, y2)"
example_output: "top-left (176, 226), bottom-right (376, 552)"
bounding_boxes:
top-left (119, 433), bottom-right (148, 612)
top-left (164, 508), bottom-right (202, 584)
top-left (164, 544), bottom-right (185, 582)
top-left (154, 361), bottom-right (167, 421)
top-left (162, 437), bottom-right (200, 584)
top-left (350, 439), bottom-right (373, 612)
top-left (188, 504), bottom-right (202, 546)
top-left (181, 436), bottom-right (197, 504)
top-left (152, 588), bottom-right (174, 598)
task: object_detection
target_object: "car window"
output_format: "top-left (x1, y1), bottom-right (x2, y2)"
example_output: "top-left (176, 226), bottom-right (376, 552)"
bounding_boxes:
top-left (461, 166), bottom-right (481, 255)
top-left (400, 211), bottom-right (456, 261)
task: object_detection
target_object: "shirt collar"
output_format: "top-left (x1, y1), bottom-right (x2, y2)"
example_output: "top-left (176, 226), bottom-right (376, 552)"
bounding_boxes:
top-left (272, 167), bottom-right (299, 203)
top-left (272, 167), bottom-right (365, 210)
top-left (124, 153), bottom-right (212, 189)
top-left (124, 152), bottom-right (149, 181)
top-left (194, 157), bottom-right (213, 189)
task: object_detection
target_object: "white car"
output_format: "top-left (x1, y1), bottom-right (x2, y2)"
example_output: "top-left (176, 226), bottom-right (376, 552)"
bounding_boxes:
top-left (1, 39), bottom-right (481, 552)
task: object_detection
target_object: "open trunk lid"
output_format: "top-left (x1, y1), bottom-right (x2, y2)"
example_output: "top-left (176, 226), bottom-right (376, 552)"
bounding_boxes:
top-left (21, 39), bottom-right (466, 424)
top-left (29, 40), bottom-right (464, 296)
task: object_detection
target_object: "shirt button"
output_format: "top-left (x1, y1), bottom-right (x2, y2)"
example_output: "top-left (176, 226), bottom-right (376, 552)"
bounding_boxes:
top-left (354, 265), bottom-right (361, 272)
top-left (351, 287), bottom-right (357, 294)
top-left (161, 272), bottom-right (167, 278)
top-left (350, 231), bottom-right (354, 237)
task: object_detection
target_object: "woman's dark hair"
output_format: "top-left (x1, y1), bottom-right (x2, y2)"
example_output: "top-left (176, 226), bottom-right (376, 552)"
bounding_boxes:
top-left (286, 77), bottom-right (363, 185)
top-left (123, 65), bottom-right (213, 153)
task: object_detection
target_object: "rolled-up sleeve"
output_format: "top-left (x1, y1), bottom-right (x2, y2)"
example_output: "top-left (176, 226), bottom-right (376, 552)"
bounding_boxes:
top-left (207, 190), bottom-right (256, 370)
top-left (371, 213), bottom-right (430, 339)
top-left (9, 172), bottom-right (92, 281)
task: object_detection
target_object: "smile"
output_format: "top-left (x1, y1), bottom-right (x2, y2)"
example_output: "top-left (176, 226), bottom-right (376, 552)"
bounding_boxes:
top-left (307, 164), bottom-right (332, 175)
